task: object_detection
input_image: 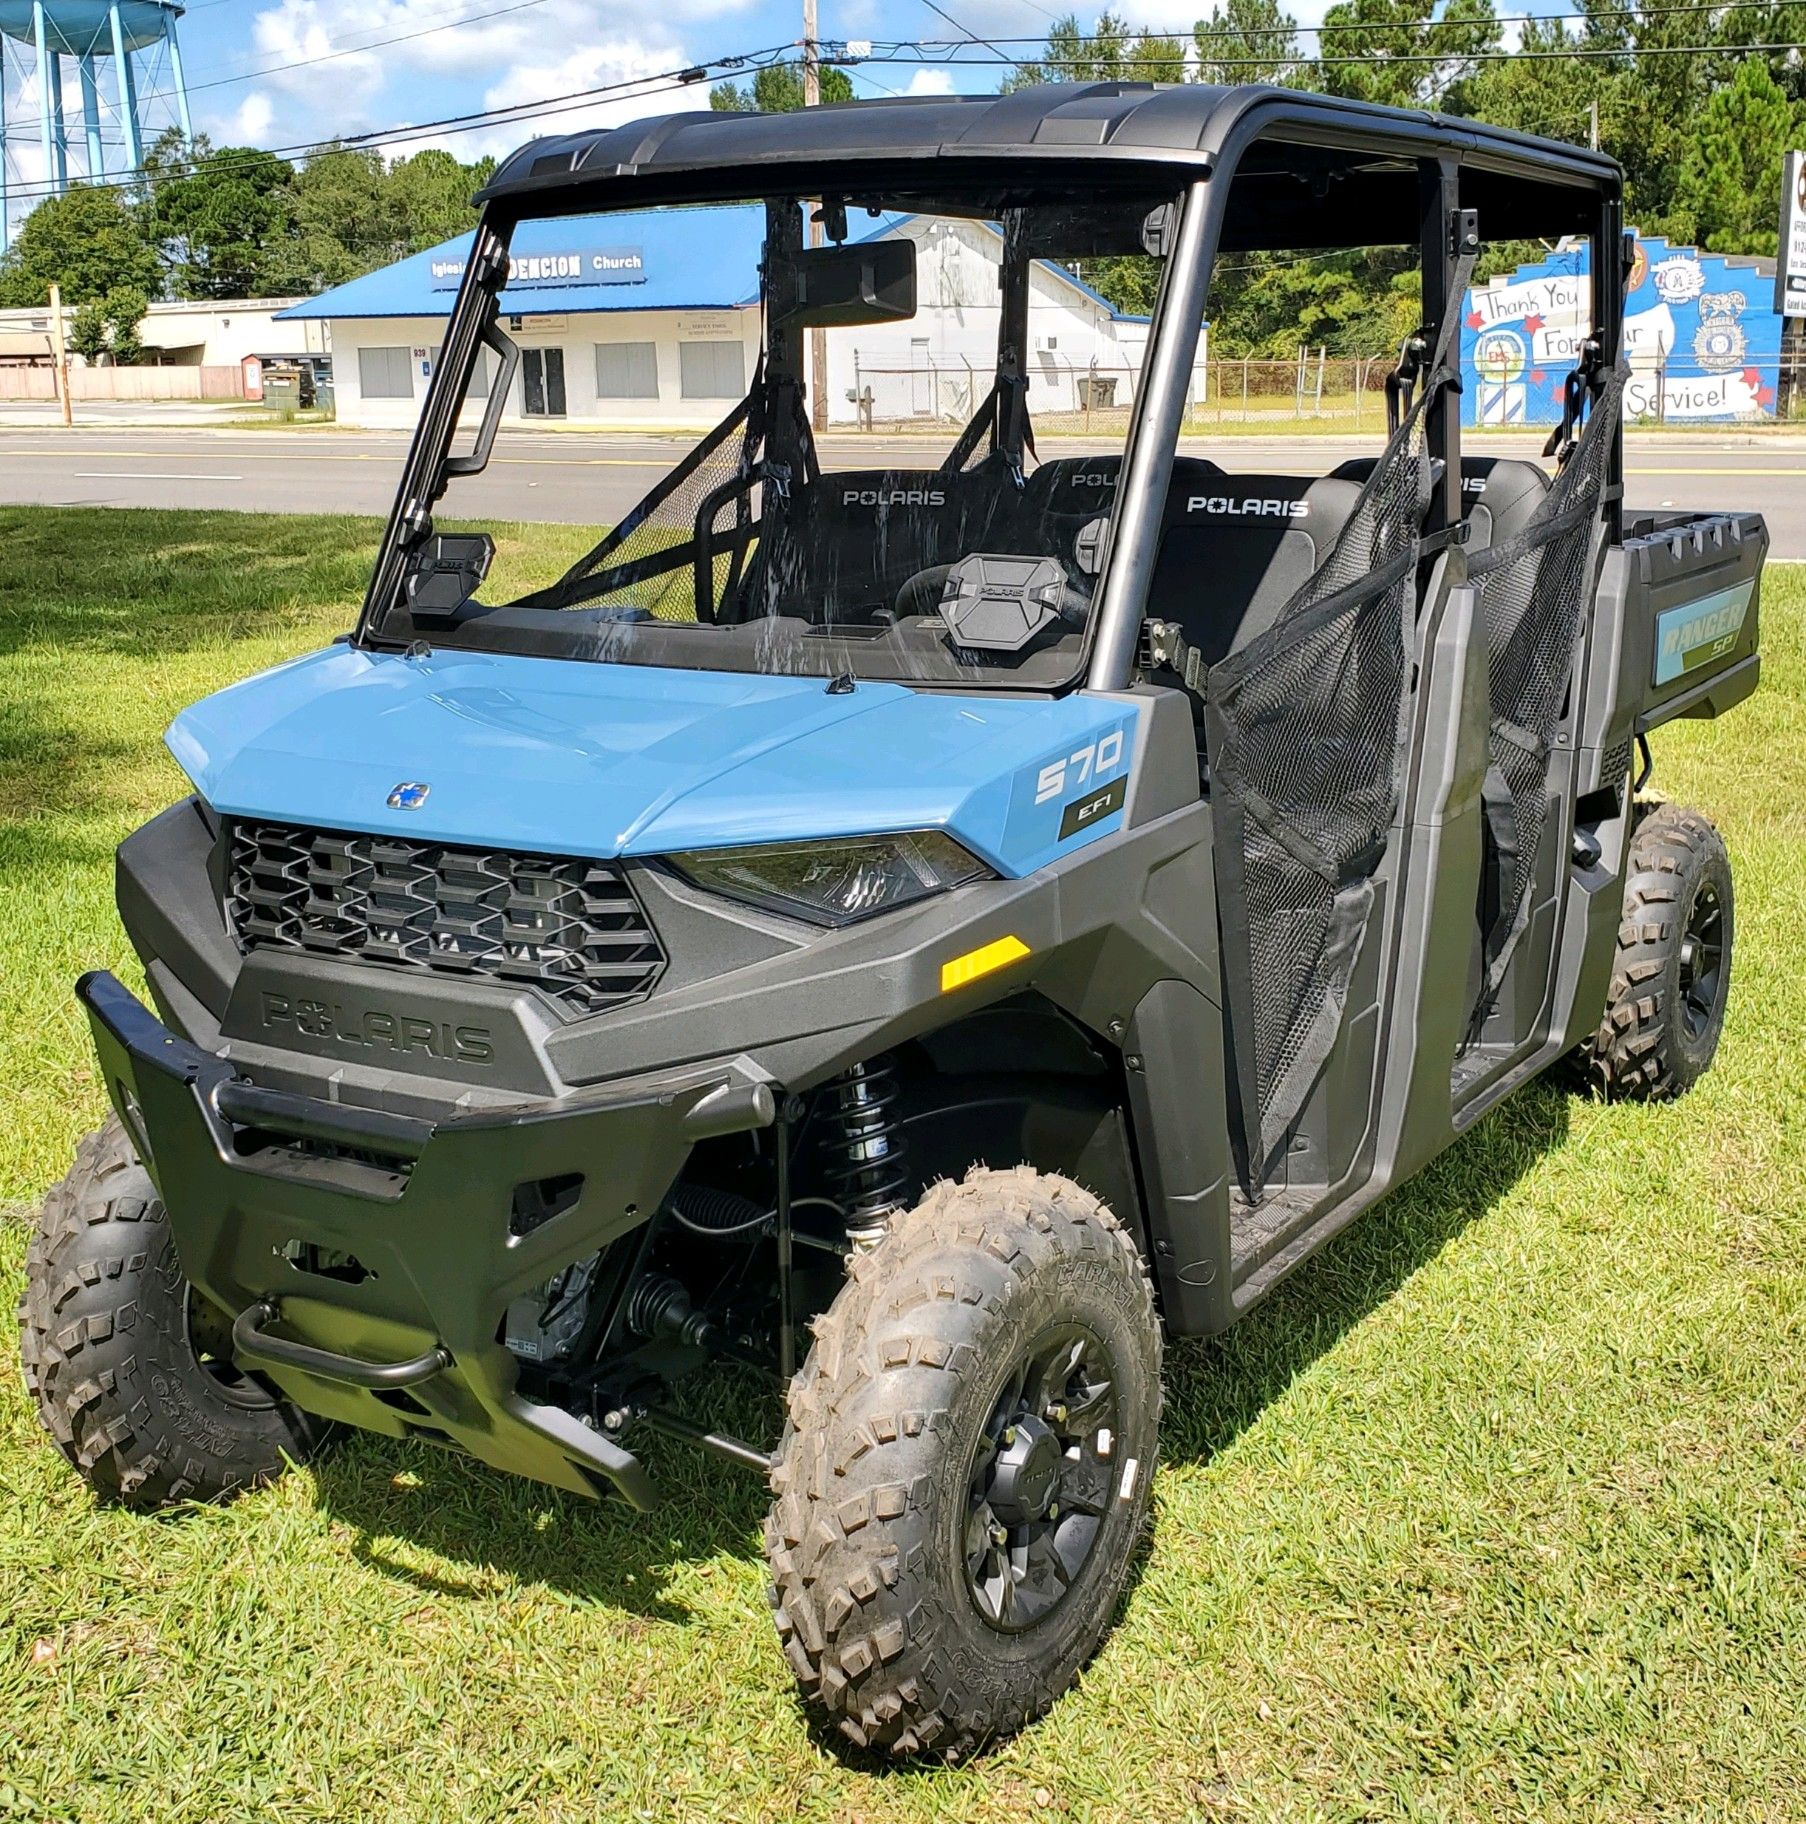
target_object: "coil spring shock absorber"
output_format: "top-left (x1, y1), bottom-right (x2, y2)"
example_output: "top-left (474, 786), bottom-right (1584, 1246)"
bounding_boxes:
top-left (821, 1056), bottom-right (908, 1251)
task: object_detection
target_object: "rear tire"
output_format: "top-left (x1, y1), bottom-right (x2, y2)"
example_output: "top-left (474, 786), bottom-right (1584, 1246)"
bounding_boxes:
top-left (18, 1117), bottom-right (331, 1508)
top-left (765, 1165), bottom-right (1162, 1759)
top-left (1574, 802), bottom-right (1733, 1099)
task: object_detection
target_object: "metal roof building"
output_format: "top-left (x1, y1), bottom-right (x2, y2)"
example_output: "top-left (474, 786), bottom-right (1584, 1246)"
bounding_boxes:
top-left (277, 204), bottom-right (769, 325)
top-left (278, 202), bottom-right (1155, 431)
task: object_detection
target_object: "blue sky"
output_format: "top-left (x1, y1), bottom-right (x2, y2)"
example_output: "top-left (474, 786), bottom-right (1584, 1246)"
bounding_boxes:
top-left (153, 0), bottom-right (1310, 160)
top-left (3, 0), bottom-right (1547, 199)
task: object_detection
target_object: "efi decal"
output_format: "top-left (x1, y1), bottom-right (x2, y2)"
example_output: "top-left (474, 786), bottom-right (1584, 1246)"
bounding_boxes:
top-left (1460, 232), bottom-right (1782, 426)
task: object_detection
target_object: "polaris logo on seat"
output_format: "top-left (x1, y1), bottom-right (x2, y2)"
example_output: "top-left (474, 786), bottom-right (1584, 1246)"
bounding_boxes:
top-left (842, 488), bottom-right (945, 507)
top-left (1187, 496), bottom-right (1310, 518)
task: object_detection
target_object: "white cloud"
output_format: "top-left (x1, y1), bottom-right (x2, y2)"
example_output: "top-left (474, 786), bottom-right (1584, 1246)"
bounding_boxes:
top-left (233, 91), bottom-right (276, 141)
top-left (202, 0), bottom-right (760, 152)
top-left (904, 68), bottom-right (957, 97)
top-left (466, 34), bottom-right (697, 160)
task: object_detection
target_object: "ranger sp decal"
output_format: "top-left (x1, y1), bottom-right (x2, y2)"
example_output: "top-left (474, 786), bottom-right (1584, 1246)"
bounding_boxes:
top-left (1653, 580), bottom-right (1754, 685)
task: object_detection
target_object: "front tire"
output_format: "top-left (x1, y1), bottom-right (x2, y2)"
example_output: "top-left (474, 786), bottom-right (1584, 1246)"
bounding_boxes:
top-left (1575, 802), bottom-right (1734, 1099)
top-left (18, 1117), bottom-right (331, 1508)
top-left (765, 1165), bottom-right (1162, 1759)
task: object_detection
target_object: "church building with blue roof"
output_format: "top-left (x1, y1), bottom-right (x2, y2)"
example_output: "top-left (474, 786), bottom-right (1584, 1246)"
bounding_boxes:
top-left (278, 204), bottom-right (1153, 430)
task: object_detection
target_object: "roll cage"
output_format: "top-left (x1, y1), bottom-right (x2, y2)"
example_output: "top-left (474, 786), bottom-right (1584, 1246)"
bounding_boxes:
top-left (353, 83), bottom-right (1626, 684)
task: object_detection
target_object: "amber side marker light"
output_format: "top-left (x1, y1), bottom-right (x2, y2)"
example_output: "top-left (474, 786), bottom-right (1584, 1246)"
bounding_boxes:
top-left (940, 935), bottom-right (1030, 994)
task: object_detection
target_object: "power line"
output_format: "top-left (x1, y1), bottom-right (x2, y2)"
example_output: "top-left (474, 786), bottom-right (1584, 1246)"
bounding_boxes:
top-left (1, 45), bottom-right (793, 204)
top-left (852, 1), bottom-right (1804, 46)
top-left (8, 10), bottom-right (1797, 208)
top-left (915, 0), bottom-right (1014, 64)
top-left (858, 34), bottom-right (1806, 67)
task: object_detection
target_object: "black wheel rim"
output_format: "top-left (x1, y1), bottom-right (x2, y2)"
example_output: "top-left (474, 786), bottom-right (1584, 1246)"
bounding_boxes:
top-left (184, 1286), bottom-right (278, 1411)
top-left (962, 1323), bottom-right (1122, 1634)
top-left (1678, 879), bottom-right (1726, 1041)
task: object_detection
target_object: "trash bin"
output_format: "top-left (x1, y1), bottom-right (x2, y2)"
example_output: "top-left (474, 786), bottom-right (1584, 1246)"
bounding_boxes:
top-left (261, 371), bottom-right (301, 410)
top-left (1078, 375), bottom-right (1119, 410)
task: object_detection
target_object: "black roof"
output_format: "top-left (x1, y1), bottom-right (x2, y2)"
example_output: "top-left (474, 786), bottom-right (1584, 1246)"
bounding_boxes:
top-left (477, 82), bottom-right (1621, 213)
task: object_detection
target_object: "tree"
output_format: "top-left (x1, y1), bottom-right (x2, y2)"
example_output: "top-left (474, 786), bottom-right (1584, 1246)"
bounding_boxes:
top-left (68, 285), bottom-right (148, 364)
top-left (1672, 57), bottom-right (1799, 255)
top-left (1193, 0), bottom-right (1304, 86)
top-left (710, 61), bottom-right (854, 111)
top-left (0, 183), bottom-right (160, 308)
top-left (1005, 12), bottom-right (1183, 88)
top-left (256, 143), bottom-right (407, 292)
top-left (1315, 0), bottom-right (1499, 109)
top-left (145, 130), bottom-right (296, 299)
top-left (387, 148), bottom-right (487, 255)
top-left (1203, 253), bottom-right (1418, 355)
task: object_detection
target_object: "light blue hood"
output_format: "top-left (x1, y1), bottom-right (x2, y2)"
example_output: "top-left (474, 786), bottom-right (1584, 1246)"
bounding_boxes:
top-left (166, 646), bottom-right (1140, 878)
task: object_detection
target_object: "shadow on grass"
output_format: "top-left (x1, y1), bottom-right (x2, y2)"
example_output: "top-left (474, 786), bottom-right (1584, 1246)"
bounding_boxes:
top-left (306, 1361), bottom-right (782, 1628)
top-left (302, 1083), bottom-right (1573, 1654)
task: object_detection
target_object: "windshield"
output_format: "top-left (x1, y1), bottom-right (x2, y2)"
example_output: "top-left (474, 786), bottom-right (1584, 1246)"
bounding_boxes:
top-left (361, 186), bottom-right (1184, 690)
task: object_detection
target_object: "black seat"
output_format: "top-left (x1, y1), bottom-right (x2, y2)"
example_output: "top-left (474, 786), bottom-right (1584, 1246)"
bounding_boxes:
top-left (1328, 454), bottom-right (1551, 555)
top-left (1146, 473), bottom-right (1367, 667)
top-left (1459, 457), bottom-right (1551, 553)
top-left (780, 465), bottom-right (1007, 622)
top-left (785, 455), bottom-right (1231, 624)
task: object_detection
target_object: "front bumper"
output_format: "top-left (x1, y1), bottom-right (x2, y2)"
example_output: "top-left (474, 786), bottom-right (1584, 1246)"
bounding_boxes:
top-left (78, 970), bottom-right (774, 1505)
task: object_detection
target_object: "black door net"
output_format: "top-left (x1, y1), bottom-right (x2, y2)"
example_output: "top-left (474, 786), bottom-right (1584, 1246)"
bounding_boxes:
top-left (1465, 361), bottom-right (1626, 1036)
top-left (1204, 379), bottom-right (1444, 1194)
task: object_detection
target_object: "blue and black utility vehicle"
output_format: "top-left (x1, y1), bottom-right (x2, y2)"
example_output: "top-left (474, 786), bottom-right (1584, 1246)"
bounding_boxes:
top-left (22, 85), bottom-right (1765, 1757)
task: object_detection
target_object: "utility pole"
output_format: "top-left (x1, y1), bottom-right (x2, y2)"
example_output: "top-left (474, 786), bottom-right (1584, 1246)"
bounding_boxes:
top-left (1588, 96), bottom-right (1599, 152)
top-left (804, 0), bottom-right (828, 433)
top-left (48, 281), bottom-right (71, 427)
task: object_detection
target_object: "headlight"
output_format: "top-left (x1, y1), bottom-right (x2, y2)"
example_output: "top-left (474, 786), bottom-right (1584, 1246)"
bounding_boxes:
top-left (670, 831), bottom-right (994, 926)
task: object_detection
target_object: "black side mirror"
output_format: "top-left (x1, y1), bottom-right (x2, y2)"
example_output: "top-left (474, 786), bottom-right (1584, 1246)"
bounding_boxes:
top-left (776, 238), bottom-right (917, 329)
top-left (403, 532), bottom-right (494, 619)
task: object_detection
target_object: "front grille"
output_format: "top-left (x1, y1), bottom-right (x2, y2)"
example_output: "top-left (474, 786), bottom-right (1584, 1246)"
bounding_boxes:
top-left (225, 820), bottom-right (666, 1016)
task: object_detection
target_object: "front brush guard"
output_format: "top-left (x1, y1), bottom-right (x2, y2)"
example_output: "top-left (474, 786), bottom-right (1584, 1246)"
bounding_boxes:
top-left (77, 970), bottom-right (773, 1506)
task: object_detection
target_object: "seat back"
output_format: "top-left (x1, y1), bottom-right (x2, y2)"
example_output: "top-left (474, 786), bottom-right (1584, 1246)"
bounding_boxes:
top-left (781, 455), bottom-right (1230, 623)
top-left (780, 466), bottom-right (1004, 621)
top-left (1146, 474), bottom-right (1367, 666)
top-left (1460, 457), bottom-right (1551, 551)
top-left (1328, 454), bottom-right (1550, 555)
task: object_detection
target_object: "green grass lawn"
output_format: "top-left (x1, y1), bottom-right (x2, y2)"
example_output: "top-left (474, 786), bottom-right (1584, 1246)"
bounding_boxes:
top-left (2, 507), bottom-right (1804, 1821)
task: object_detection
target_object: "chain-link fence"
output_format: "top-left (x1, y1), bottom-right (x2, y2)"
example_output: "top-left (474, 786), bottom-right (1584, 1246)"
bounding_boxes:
top-left (843, 350), bottom-right (1395, 436)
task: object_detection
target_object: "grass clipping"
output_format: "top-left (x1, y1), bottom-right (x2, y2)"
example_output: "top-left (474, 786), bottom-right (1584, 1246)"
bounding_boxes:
top-left (1, 506), bottom-right (1804, 1821)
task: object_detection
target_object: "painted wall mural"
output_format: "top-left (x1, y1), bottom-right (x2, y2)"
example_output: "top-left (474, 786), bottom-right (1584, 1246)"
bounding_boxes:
top-left (1459, 233), bottom-right (1781, 425)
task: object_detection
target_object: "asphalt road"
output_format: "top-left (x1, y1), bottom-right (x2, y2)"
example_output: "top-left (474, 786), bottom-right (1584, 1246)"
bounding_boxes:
top-left (2, 425), bottom-right (1802, 556)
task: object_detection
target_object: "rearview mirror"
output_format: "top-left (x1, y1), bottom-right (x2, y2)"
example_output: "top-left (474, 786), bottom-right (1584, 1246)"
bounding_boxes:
top-left (778, 238), bottom-right (917, 329)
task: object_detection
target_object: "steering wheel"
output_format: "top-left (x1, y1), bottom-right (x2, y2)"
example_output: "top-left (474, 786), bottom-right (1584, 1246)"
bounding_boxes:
top-left (894, 565), bottom-right (952, 620)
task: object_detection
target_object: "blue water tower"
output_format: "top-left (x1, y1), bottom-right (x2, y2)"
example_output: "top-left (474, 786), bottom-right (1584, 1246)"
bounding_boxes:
top-left (0, 0), bottom-right (192, 249)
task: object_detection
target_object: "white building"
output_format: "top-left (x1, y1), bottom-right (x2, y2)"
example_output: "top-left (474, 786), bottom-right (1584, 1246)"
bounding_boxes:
top-left (0, 296), bottom-right (324, 367)
top-left (279, 204), bottom-right (1165, 431)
